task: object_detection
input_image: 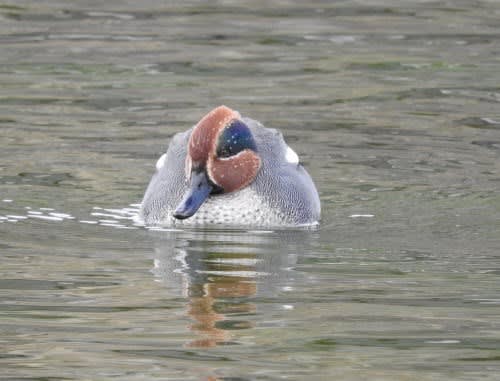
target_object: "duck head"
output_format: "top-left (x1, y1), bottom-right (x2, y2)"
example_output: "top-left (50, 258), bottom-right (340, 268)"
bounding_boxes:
top-left (173, 106), bottom-right (261, 220)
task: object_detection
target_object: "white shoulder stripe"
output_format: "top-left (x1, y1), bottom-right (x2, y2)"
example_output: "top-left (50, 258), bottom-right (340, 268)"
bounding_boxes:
top-left (155, 153), bottom-right (167, 170)
top-left (285, 146), bottom-right (299, 165)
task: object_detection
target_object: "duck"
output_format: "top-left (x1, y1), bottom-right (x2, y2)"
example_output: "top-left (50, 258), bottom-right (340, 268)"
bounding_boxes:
top-left (139, 105), bottom-right (320, 227)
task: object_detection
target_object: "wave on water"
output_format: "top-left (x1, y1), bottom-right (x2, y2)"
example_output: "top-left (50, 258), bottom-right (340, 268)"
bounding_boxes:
top-left (0, 199), bottom-right (143, 230)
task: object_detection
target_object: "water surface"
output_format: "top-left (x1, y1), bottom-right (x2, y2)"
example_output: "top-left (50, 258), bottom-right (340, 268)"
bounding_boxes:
top-left (1, 1), bottom-right (500, 380)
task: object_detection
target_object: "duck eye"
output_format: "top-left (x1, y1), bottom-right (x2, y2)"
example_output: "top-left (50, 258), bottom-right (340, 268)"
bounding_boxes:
top-left (216, 119), bottom-right (257, 158)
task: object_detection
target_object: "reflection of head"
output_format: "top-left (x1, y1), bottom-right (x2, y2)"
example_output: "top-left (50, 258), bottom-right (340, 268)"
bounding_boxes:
top-left (151, 228), bottom-right (317, 347)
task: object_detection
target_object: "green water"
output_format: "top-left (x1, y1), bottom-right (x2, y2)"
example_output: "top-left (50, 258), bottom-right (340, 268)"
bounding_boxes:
top-left (1, 1), bottom-right (500, 380)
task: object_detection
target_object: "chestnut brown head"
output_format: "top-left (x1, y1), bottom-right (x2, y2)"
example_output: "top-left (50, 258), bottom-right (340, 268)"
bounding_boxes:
top-left (174, 106), bottom-right (261, 220)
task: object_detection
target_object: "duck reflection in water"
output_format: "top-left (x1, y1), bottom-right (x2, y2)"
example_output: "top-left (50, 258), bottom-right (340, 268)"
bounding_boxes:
top-left (152, 229), bottom-right (314, 348)
top-left (187, 267), bottom-right (257, 348)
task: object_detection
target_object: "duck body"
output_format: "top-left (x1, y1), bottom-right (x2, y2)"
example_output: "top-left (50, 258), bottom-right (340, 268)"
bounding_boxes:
top-left (139, 106), bottom-right (320, 227)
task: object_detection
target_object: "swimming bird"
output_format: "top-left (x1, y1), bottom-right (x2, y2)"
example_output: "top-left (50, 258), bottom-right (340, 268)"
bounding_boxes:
top-left (139, 106), bottom-right (320, 226)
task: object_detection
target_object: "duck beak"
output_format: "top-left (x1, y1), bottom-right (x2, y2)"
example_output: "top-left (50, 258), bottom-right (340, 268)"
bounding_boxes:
top-left (173, 170), bottom-right (213, 220)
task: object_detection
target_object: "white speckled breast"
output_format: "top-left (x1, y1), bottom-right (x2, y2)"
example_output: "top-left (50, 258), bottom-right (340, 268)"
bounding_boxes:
top-left (157, 188), bottom-right (288, 226)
